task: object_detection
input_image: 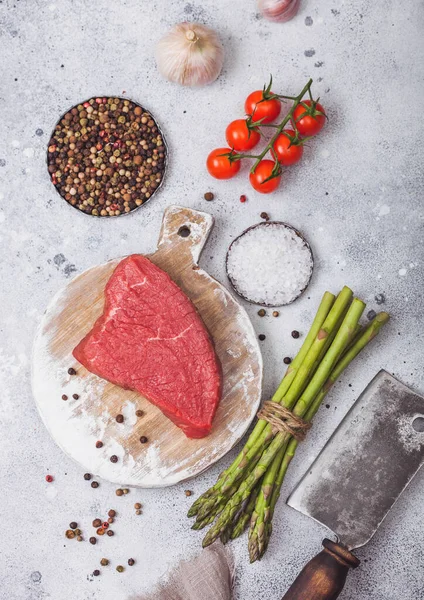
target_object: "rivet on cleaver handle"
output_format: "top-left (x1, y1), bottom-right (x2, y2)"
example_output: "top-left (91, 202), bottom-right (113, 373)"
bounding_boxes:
top-left (287, 370), bottom-right (424, 551)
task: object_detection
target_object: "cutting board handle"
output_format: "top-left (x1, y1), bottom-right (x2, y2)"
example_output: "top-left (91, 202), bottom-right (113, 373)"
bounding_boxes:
top-left (281, 539), bottom-right (360, 600)
top-left (156, 205), bottom-right (214, 266)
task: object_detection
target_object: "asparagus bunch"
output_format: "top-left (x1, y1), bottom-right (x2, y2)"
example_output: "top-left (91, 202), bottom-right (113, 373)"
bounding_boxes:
top-left (188, 287), bottom-right (390, 562)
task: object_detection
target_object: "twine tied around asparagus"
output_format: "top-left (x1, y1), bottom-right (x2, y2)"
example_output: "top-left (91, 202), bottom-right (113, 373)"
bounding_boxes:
top-left (257, 401), bottom-right (312, 441)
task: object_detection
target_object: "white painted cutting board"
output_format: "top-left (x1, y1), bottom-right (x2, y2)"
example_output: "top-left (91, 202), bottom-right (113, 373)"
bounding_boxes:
top-left (32, 205), bottom-right (263, 487)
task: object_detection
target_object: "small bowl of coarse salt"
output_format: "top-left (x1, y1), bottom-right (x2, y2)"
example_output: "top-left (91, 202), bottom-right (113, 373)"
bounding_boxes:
top-left (226, 222), bottom-right (314, 307)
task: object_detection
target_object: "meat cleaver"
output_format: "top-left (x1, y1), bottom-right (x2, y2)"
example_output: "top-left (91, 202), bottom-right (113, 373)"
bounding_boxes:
top-left (281, 370), bottom-right (424, 600)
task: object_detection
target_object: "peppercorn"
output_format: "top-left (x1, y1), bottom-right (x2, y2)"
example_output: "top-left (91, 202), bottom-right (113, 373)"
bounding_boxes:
top-left (93, 519), bottom-right (102, 528)
top-left (258, 334), bottom-right (266, 341)
top-left (240, 195), bottom-right (247, 203)
top-left (135, 409), bottom-right (144, 417)
top-left (204, 192), bottom-right (214, 201)
top-left (65, 529), bottom-right (75, 539)
top-left (68, 367), bottom-right (77, 375)
top-left (97, 527), bottom-right (105, 536)
top-left (91, 481), bottom-right (99, 489)
top-left (128, 558), bottom-right (135, 566)
top-left (134, 503), bottom-right (142, 509)
top-left (106, 530), bottom-right (114, 537)
top-left (135, 509), bottom-right (142, 515)
top-left (93, 569), bottom-right (100, 577)
top-left (272, 311), bottom-right (279, 317)
top-left (108, 509), bottom-right (116, 518)
top-left (100, 558), bottom-right (109, 566)
top-left (139, 436), bottom-right (148, 444)
top-left (72, 393), bottom-right (79, 399)
top-left (115, 414), bottom-right (124, 423)
top-left (116, 489), bottom-right (124, 496)
top-left (122, 488), bottom-right (129, 495)
top-left (110, 455), bottom-right (118, 463)
top-left (84, 473), bottom-right (92, 480)
top-left (283, 357), bottom-right (292, 364)
top-left (69, 522), bottom-right (78, 530)
top-left (102, 522), bottom-right (109, 529)
top-left (108, 517), bottom-right (114, 524)
top-left (77, 535), bottom-right (83, 542)
top-left (62, 394), bottom-right (68, 401)
top-left (95, 441), bottom-right (103, 448)
top-left (116, 565), bottom-right (124, 573)
top-left (184, 490), bottom-right (192, 497)
top-left (257, 309), bottom-right (266, 317)
top-left (89, 537), bottom-right (97, 545)
top-left (45, 475), bottom-right (54, 482)
top-left (260, 212), bottom-right (270, 220)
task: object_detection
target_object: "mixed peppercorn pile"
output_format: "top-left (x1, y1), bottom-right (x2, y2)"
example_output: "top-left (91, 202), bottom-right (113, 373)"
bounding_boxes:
top-left (47, 97), bottom-right (166, 216)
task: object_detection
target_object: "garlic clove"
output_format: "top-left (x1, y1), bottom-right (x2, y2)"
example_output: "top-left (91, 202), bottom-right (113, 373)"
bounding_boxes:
top-left (156, 22), bottom-right (224, 87)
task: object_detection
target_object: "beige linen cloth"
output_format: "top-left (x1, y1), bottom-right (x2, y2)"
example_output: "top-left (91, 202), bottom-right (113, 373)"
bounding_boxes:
top-left (132, 543), bottom-right (234, 600)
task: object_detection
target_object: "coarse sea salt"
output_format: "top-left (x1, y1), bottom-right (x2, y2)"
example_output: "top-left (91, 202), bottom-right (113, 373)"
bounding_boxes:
top-left (226, 223), bottom-right (313, 306)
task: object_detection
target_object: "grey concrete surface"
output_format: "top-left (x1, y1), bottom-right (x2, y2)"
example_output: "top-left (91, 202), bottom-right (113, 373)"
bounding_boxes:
top-left (1, 1), bottom-right (423, 599)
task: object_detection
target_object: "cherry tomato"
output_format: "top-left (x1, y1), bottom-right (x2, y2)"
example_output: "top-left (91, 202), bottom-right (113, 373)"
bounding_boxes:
top-left (225, 119), bottom-right (260, 152)
top-left (292, 100), bottom-right (326, 136)
top-left (249, 160), bottom-right (281, 194)
top-left (206, 148), bottom-right (241, 180)
top-left (245, 90), bottom-right (281, 124)
top-left (271, 130), bottom-right (303, 166)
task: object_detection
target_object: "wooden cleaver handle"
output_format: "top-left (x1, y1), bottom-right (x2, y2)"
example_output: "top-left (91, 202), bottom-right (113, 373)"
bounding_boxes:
top-left (281, 539), bottom-right (360, 600)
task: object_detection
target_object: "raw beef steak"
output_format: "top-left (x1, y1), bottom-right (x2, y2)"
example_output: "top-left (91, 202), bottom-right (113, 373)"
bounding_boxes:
top-left (73, 255), bottom-right (222, 438)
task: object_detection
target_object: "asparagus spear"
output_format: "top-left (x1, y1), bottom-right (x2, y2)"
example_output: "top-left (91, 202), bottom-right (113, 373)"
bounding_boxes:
top-left (202, 297), bottom-right (365, 547)
top-left (187, 290), bottom-right (337, 519)
top-left (248, 311), bottom-right (390, 561)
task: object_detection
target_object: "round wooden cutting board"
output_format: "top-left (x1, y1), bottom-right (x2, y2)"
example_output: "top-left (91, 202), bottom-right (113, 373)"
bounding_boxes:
top-left (32, 206), bottom-right (263, 487)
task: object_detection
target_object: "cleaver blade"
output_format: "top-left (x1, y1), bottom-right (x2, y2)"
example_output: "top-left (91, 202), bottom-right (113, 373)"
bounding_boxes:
top-left (280, 370), bottom-right (424, 600)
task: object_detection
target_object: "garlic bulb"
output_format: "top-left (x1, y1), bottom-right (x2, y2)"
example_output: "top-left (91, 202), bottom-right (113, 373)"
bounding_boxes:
top-left (155, 22), bottom-right (224, 87)
top-left (258, 0), bottom-right (301, 23)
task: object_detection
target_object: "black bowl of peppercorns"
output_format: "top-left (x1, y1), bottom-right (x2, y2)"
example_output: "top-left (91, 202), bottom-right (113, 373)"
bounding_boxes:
top-left (47, 96), bottom-right (168, 217)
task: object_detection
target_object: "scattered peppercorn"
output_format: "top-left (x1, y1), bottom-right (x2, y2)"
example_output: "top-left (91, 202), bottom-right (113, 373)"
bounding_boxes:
top-left (77, 535), bottom-right (83, 542)
top-left (107, 530), bottom-right (114, 537)
top-left (69, 522), bottom-right (78, 530)
top-left (68, 367), bottom-right (77, 375)
top-left (93, 570), bottom-right (100, 577)
top-left (116, 565), bottom-right (124, 573)
top-left (291, 330), bottom-right (300, 339)
top-left (240, 194), bottom-right (247, 203)
top-left (272, 311), bottom-right (279, 317)
top-left (258, 334), bottom-right (266, 341)
top-left (122, 488), bottom-right (129, 495)
top-left (65, 529), bottom-right (75, 539)
top-left (84, 473), bottom-right (92, 480)
top-left (62, 394), bottom-right (68, 401)
top-left (184, 490), bottom-right (192, 497)
top-left (135, 409), bottom-right (144, 417)
top-left (283, 357), bottom-right (292, 364)
top-left (93, 519), bottom-right (102, 528)
top-left (102, 522), bottom-right (109, 529)
top-left (91, 481), bottom-right (99, 489)
top-left (108, 517), bottom-right (114, 524)
top-left (74, 529), bottom-right (81, 536)
top-left (260, 212), bottom-right (270, 220)
top-left (110, 455), bottom-right (118, 463)
top-left (45, 475), bottom-right (54, 483)
top-left (108, 509), bottom-right (116, 517)
top-left (128, 558), bottom-right (135, 566)
top-left (135, 509), bottom-right (142, 515)
top-left (47, 97), bottom-right (167, 217)
top-left (139, 436), bottom-right (148, 444)
top-left (134, 503), bottom-right (142, 509)
top-left (89, 537), bottom-right (97, 545)
top-left (95, 441), bottom-right (103, 448)
top-left (100, 558), bottom-right (109, 566)
top-left (257, 309), bottom-right (266, 317)
top-left (116, 489), bottom-right (124, 496)
top-left (204, 192), bottom-right (214, 201)
top-left (115, 414), bottom-right (124, 423)
top-left (97, 527), bottom-right (105, 536)
top-left (72, 393), bottom-right (79, 399)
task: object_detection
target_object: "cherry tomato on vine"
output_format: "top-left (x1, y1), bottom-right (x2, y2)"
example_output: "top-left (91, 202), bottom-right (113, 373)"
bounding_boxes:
top-left (271, 130), bottom-right (303, 166)
top-left (292, 100), bottom-right (326, 137)
top-left (225, 119), bottom-right (260, 152)
top-left (245, 90), bottom-right (281, 124)
top-left (249, 160), bottom-right (281, 194)
top-left (206, 148), bottom-right (241, 180)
